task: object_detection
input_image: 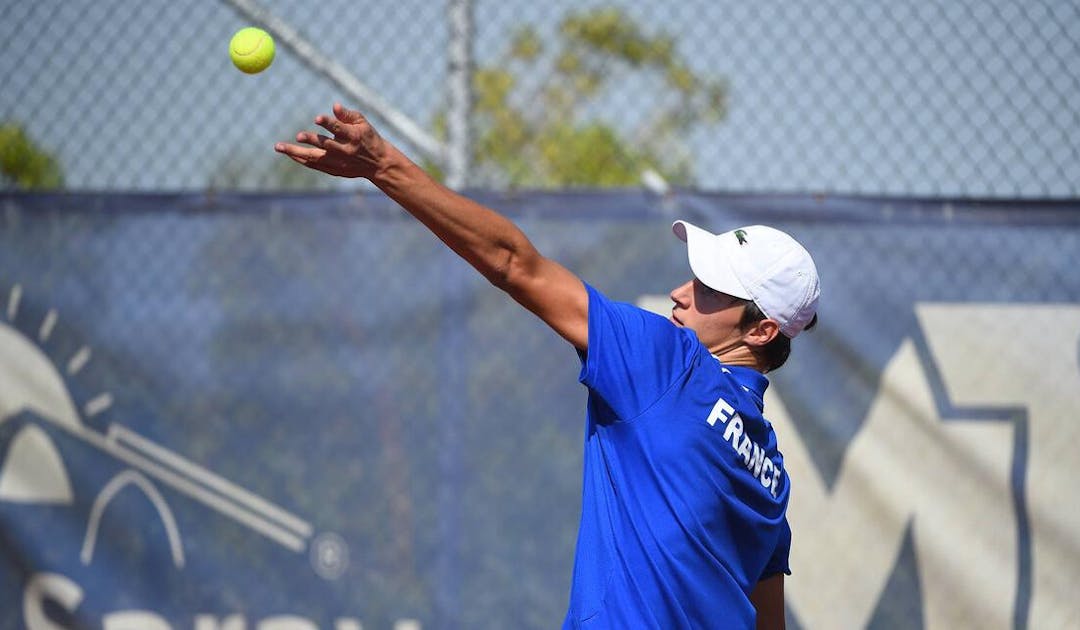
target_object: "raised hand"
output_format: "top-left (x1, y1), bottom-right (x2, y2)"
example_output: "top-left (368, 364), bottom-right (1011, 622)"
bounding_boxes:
top-left (274, 103), bottom-right (389, 179)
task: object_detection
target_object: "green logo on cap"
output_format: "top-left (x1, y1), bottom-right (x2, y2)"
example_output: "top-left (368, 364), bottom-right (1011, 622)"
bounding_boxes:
top-left (734, 229), bottom-right (748, 245)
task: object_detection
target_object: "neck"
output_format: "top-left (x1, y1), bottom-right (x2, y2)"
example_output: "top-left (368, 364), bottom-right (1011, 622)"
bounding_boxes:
top-left (711, 345), bottom-right (764, 372)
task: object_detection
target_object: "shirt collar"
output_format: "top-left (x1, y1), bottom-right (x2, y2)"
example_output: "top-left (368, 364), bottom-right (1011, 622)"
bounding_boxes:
top-left (713, 359), bottom-right (770, 402)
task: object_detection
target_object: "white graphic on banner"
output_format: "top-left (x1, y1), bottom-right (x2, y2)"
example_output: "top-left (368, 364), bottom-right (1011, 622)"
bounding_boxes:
top-left (774, 304), bottom-right (1080, 630)
top-left (774, 338), bottom-right (1016, 628)
top-left (0, 309), bottom-right (313, 553)
top-left (81, 469), bottom-right (186, 568)
top-left (0, 284), bottom-right (408, 628)
top-left (0, 423), bottom-right (72, 503)
top-left (917, 304), bottom-right (1080, 630)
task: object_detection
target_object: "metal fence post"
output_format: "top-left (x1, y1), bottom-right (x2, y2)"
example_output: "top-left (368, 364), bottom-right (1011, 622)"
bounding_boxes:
top-left (446, 0), bottom-right (474, 190)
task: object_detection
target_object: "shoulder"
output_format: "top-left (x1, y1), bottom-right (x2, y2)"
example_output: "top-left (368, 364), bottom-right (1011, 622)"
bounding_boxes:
top-left (585, 284), bottom-right (694, 343)
top-left (580, 285), bottom-right (707, 415)
top-left (584, 284), bottom-right (704, 365)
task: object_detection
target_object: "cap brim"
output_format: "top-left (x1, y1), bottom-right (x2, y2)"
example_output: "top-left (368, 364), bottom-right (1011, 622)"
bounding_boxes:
top-left (672, 220), bottom-right (752, 301)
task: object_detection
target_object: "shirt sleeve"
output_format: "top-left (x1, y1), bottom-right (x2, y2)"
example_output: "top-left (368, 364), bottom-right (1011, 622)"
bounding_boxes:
top-left (760, 517), bottom-right (792, 578)
top-left (578, 283), bottom-right (699, 421)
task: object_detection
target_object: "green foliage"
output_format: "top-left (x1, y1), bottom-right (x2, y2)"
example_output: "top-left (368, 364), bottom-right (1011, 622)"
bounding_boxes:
top-left (0, 122), bottom-right (64, 189)
top-left (439, 7), bottom-right (727, 188)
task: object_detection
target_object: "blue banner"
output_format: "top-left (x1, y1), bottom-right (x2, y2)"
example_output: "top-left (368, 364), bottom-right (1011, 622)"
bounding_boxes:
top-left (1, 192), bottom-right (1078, 629)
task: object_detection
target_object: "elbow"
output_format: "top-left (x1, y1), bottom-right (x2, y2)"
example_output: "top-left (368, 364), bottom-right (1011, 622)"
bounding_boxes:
top-left (485, 243), bottom-right (538, 294)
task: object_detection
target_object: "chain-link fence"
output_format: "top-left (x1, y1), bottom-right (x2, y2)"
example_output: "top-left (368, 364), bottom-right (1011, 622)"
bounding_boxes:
top-left (2, 0), bottom-right (1078, 196)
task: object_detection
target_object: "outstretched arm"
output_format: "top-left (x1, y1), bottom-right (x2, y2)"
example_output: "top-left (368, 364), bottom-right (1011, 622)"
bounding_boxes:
top-left (275, 103), bottom-right (589, 350)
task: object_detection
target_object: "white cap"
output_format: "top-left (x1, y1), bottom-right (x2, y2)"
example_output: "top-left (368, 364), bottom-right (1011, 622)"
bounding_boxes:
top-left (672, 220), bottom-right (820, 338)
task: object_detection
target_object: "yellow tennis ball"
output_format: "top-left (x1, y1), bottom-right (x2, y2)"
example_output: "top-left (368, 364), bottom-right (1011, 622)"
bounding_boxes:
top-left (229, 27), bottom-right (275, 74)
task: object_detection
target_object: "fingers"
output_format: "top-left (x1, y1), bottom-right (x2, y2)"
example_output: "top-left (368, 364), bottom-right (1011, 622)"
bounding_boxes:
top-left (275, 135), bottom-right (358, 166)
top-left (314, 103), bottom-right (370, 140)
top-left (274, 103), bottom-right (372, 175)
top-left (274, 143), bottom-right (348, 176)
top-left (290, 131), bottom-right (318, 146)
top-left (334, 102), bottom-right (367, 125)
top-left (289, 130), bottom-right (351, 156)
top-left (274, 142), bottom-right (326, 163)
top-left (294, 131), bottom-right (331, 147)
top-left (315, 114), bottom-right (344, 138)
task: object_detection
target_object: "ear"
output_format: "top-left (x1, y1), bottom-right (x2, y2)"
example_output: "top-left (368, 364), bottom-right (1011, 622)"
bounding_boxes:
top-left (742, 318), bottom-right (781, 347)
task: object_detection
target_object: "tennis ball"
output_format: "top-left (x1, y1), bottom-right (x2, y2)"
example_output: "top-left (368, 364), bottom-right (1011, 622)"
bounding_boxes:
top-left (229, 27), bottom-right (275, 74)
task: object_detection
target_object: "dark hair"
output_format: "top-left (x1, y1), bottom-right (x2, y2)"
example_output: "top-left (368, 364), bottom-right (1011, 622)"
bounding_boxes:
top-left (737, 300), bottom-right (817, 373)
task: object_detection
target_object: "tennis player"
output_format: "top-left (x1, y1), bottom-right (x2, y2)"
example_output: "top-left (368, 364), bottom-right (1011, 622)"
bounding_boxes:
top-left (276, 103), bottom-right (819, 629)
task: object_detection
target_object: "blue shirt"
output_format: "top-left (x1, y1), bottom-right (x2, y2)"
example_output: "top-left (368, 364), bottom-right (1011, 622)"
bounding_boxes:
top-left (563, 285), bottom-right (791, 629)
